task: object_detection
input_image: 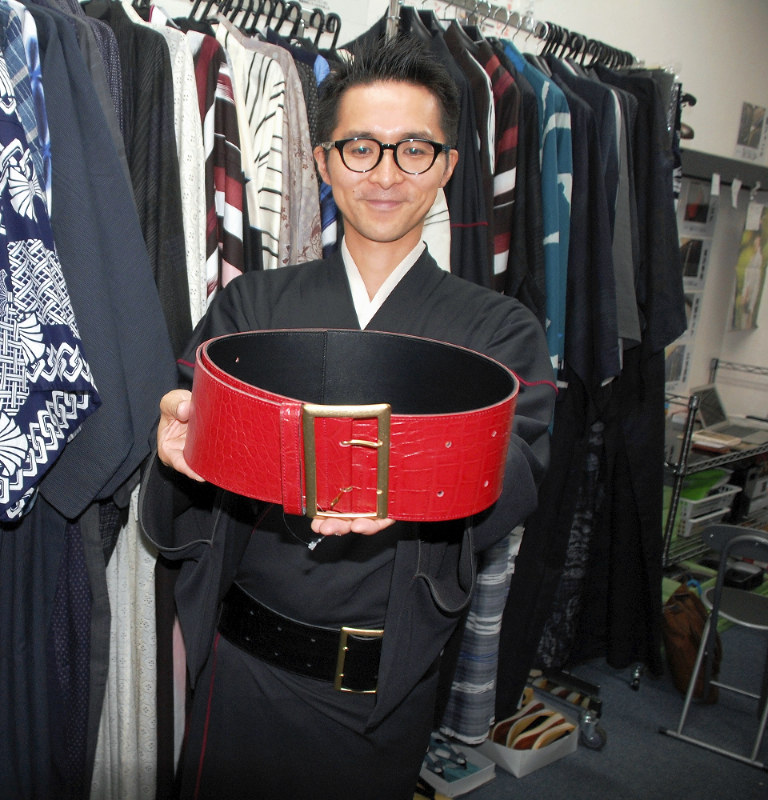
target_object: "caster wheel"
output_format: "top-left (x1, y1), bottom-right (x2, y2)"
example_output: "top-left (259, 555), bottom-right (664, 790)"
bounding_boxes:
top-left (580, 724), bottom-right (607, 750)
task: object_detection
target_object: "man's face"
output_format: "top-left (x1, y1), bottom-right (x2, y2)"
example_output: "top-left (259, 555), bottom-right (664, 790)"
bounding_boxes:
top-left (314, 81), bottom-right (458, 256)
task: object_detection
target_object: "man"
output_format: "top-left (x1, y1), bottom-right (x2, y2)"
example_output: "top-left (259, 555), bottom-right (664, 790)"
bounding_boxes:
top-left (140, 35), bottom-right (556, 800)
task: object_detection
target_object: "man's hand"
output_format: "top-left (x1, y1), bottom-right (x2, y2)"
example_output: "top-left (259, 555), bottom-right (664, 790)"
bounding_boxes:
top-left (158, 390), bottom-right (395, 533)
top-left (157, 389), bottom-right (205, 482)
top-left (310, 516), bottom-right (396, 537)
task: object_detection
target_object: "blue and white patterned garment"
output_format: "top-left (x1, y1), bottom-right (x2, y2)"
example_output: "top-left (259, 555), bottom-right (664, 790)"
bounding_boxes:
top-left (0, 50), bottom-right (99, 520)
top-left (0, 2), bottom-right (49, 211)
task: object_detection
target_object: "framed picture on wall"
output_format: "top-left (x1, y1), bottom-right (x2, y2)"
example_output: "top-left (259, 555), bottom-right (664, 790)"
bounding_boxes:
top-left (734, 101), bottom-right (768, 162)
top-left (732, 201), bottom-right (768, 330)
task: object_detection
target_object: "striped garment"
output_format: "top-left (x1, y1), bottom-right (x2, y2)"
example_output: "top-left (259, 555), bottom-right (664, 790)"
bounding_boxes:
top-left (187, 31), bottom-right (246, 300)
top-left (475, 41), bottom-right (520, 293)
top-left (216, 24), bottom-right (284, 272)
top-left (217, 21), bottom-right (321, 267)
top-left (439, 529), bottom-right (524, 743)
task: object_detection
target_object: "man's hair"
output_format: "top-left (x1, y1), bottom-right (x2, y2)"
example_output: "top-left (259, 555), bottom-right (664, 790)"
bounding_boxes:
top-left (315, 35), bottom-right (460, 147)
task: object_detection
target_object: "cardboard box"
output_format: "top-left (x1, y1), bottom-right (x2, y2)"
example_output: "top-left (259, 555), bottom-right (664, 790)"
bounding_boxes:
top-left (419, 743), bottom-right (496, 797)
top-left (477, 711), bottom-right (578, 778)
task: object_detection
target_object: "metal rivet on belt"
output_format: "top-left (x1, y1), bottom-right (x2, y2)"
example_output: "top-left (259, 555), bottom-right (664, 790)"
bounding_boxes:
top-left (437, 490), bottom-right (444, 497)
top-left (491, 430), bottom-right (497, 437)
top-left (445, 441), bottom-right (452, 448)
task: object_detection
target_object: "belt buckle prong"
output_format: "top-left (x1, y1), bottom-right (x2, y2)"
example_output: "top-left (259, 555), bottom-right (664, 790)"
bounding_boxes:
top-left (302, 403), bottom-right (391, 519)
top-left (335, 625), bottom-right (384, 693)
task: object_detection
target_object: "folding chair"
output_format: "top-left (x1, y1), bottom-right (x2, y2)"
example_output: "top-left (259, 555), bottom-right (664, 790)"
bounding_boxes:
top-left (660, 524), bottom-right (768, 770)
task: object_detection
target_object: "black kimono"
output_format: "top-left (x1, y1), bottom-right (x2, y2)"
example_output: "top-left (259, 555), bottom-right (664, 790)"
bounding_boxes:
top-left (139, 248), bottom-right (555, 799)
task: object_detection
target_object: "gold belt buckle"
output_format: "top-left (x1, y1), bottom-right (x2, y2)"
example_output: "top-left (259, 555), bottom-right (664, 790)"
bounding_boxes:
top-left (302, 403), bottom-right (391, 519)
top-left (334, 625), bottom-right (384, 693)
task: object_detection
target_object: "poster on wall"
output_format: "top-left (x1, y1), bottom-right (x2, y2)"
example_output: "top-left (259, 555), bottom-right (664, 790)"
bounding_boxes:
top-left (664, 342), bottom-right (691, 388)
top-left (734, 101), bottom-right (768, 162)
top-left (683, 292), bottom-right (702, 338)
top-left (679, 237), bottom-right (712, 291)
top-left (678, 178), bottom-right (718, 238)
top-left (732, 201), bottom-right (768, 330)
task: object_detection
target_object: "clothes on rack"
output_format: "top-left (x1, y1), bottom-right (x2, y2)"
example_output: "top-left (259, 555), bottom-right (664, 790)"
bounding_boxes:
top-left (0, 0), bottom-right (179, 796)
top-left (0, 0), bottom-right (689, 794)
top-left (495, 46), bottom-right (687, 727)
top-left (344, 4), bottom-right (686, 743)
top-left (0, 5), bottom-right (101, 521)
top-left (502, 35), bottom-right (574, 371)
top-left (0, 1), bottom-right (327, 797)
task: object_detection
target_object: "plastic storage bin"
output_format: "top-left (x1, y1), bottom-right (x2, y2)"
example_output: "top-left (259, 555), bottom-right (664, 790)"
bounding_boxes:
top-left (676, 484), bottom-right (742, 533)
top-left (676, 506), bottom-right (731, 538)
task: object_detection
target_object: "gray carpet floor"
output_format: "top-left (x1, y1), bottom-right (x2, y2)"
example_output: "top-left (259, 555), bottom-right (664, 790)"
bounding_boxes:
top-left (427, 624), bottom-right (767, 800)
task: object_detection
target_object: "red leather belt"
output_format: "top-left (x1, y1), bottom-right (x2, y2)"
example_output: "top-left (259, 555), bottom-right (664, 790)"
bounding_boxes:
top-left (184, 329), bottom-right (519, 522)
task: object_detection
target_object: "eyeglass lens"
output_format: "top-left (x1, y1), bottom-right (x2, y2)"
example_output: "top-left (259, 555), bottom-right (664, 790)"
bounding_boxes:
top-left (340, 139), bottom-right (438, 174)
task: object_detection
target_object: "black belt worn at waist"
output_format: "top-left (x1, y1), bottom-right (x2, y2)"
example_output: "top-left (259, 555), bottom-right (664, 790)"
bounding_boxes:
top-left (218, 582), bottom-right (384, 694)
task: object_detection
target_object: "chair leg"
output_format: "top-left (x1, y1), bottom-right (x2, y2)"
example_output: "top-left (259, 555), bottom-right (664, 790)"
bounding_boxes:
top-left (752, 646), bottom-right (768, 761)
top-left (675, 617), bottom-right (712, 733)
top-left (700, 620), bottom-right (719, 701)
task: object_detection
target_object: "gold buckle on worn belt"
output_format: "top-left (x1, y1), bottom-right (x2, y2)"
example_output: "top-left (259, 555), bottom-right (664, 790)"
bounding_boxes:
top-left (334, 625), bottom-right (384, 693)
top-left (302, 403), bottom-right (391, 519)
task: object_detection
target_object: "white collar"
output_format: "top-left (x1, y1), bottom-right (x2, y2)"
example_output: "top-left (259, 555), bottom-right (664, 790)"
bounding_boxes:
top-left (342, 239), bottom-right (425, 329)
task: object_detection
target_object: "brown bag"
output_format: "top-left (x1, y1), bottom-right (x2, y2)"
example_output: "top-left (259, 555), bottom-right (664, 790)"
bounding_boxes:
top-left (661, 585), bottom-right (722, 704)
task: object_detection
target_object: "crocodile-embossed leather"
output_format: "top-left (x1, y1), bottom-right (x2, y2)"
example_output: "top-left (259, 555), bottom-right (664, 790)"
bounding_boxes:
top-left (184, 330), bottom-right (519, 521)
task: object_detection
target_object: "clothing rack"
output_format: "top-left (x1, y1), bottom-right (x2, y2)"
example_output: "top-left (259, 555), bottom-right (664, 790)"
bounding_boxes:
top-left (383, 0), bottom-right (638, 65)
top-left (383, 0), bottom-right (547, 42)
top-left (187, 0), bottom-right (343, 48)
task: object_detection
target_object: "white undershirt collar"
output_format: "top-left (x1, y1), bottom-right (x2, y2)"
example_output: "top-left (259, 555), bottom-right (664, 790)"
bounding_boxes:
top-left (342, 238), bottom-right (425, 329)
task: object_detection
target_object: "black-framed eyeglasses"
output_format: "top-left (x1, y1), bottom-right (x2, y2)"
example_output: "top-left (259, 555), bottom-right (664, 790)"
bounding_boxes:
top-left (320, 137), bottom-right (453, 175)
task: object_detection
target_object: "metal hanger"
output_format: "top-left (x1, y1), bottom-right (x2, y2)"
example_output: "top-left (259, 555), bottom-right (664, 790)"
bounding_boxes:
top-left (263, 0), bottom-right (285, 30)
top-left (323, 12), bottom-right (341, 51)
top-left (275, 0), bottom-right (303, 37)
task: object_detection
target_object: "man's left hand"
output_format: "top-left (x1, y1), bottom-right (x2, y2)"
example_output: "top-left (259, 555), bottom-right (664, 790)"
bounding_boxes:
top-left (310, 516), bottom-right (396, 536)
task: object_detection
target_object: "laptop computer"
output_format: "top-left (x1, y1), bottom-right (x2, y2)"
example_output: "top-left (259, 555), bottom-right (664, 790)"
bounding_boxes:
top-left (691, 384), bottom-right (768, 445)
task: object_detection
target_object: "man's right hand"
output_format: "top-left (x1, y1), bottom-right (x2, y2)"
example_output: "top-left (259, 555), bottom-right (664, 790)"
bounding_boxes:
top-left (157, 389), bottom-right (205, 482)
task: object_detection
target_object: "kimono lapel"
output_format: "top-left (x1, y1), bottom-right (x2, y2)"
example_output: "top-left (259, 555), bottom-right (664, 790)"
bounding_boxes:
top-left (365, 249), bottom-right (446, 334)
top-left (293, 251), bottom-right (361, 330)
